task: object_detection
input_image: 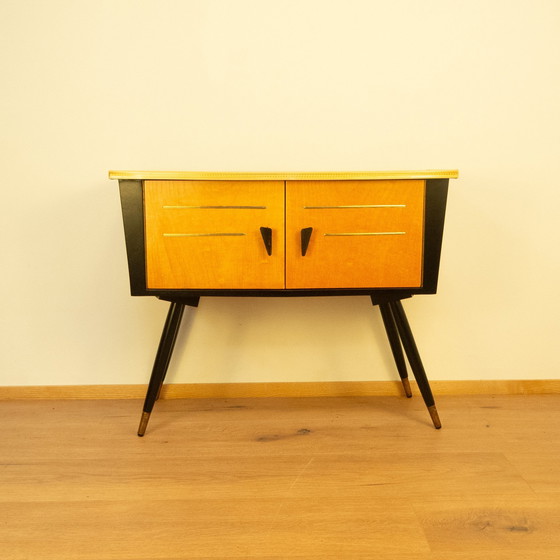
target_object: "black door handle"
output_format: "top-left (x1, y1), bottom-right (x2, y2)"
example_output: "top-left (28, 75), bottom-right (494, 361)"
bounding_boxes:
top-left (260, 227), bottom-right (273, 256)
top-left (301, 227), bottom-right (313, 256)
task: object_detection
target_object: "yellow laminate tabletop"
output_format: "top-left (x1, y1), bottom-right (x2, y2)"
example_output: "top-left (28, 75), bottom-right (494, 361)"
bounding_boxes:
top-left (108, 170), bottom-right (459, 181)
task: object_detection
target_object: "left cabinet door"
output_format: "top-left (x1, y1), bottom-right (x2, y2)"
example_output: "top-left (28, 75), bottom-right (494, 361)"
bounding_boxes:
top-left (144, 180), bottom-right (285, 289)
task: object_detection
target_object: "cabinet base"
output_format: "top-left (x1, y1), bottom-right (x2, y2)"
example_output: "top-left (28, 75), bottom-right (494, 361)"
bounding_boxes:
top-left (136, 296), bottom-right (443, 435)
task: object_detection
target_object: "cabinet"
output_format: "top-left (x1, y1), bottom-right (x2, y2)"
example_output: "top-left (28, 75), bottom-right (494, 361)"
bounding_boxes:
top-left (110, 170), bottom-right (458, 436)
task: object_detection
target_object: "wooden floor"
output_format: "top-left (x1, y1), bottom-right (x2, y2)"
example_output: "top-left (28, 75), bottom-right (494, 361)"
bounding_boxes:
top-left (2, 394), bottom-right (560, 559)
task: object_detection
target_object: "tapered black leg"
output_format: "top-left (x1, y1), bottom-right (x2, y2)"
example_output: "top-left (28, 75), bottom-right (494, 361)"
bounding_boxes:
top-left (138, 302), bottom-right (186, 436)
top-left (378, 302), bottom-right (413, 398)
top-left (389, 300), bottom-right (441, 429)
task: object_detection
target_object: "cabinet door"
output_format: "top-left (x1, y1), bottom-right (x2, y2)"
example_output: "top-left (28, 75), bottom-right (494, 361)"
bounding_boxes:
top-left (145, 180), bottom-right (285, 289)
top-left (285, 180), bottom-right (425, 289)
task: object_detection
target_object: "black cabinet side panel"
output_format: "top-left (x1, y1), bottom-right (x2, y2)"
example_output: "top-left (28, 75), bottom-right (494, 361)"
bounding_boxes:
top-left (118, 180), bottom-right (147, 295)
top-left (422, 179), bottom-right (449, 293)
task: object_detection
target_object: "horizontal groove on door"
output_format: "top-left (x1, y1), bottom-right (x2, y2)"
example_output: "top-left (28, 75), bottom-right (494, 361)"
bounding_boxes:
top-left (162, 233), bottom-right (246, 237)
top-left (163, 205), bottom-right (267, 209)
top-left (304, 204), bottom-right (406, 209)
top-left (323, 232), bottom-right (406, 236)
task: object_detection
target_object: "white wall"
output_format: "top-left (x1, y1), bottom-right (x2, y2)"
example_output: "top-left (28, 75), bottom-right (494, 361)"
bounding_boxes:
top-left (1, 0), bottom-right (559, 387)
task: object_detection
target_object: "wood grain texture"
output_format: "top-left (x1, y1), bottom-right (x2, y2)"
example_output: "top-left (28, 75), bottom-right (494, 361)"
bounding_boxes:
top-left (144, 180), bottom-right (285, 289)
top-left (286, 180), bottom-right (425, 288)
top-left (2, 394), bottom-right (560, 558)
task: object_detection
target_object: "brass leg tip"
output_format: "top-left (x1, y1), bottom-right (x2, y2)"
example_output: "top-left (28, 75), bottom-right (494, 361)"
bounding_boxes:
top-left (402, 378), bottom-right (412, 398)
top-left (428, 405), bottom-right (442, 429)
top-left (138, 411), bottom-right (151, 437)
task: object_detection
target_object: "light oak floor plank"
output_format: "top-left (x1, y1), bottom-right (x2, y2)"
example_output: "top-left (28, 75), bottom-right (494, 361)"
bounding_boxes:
top-left (413, 495), bottom-right (560, 553)
top-left (1, 394), bottom-right (560, 558)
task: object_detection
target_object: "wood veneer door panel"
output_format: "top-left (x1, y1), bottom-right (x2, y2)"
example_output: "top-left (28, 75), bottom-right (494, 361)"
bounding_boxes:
top-left (145, 180), bottom-right (285, 289)
top-left (285, 180), bottom-right (425, 289)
